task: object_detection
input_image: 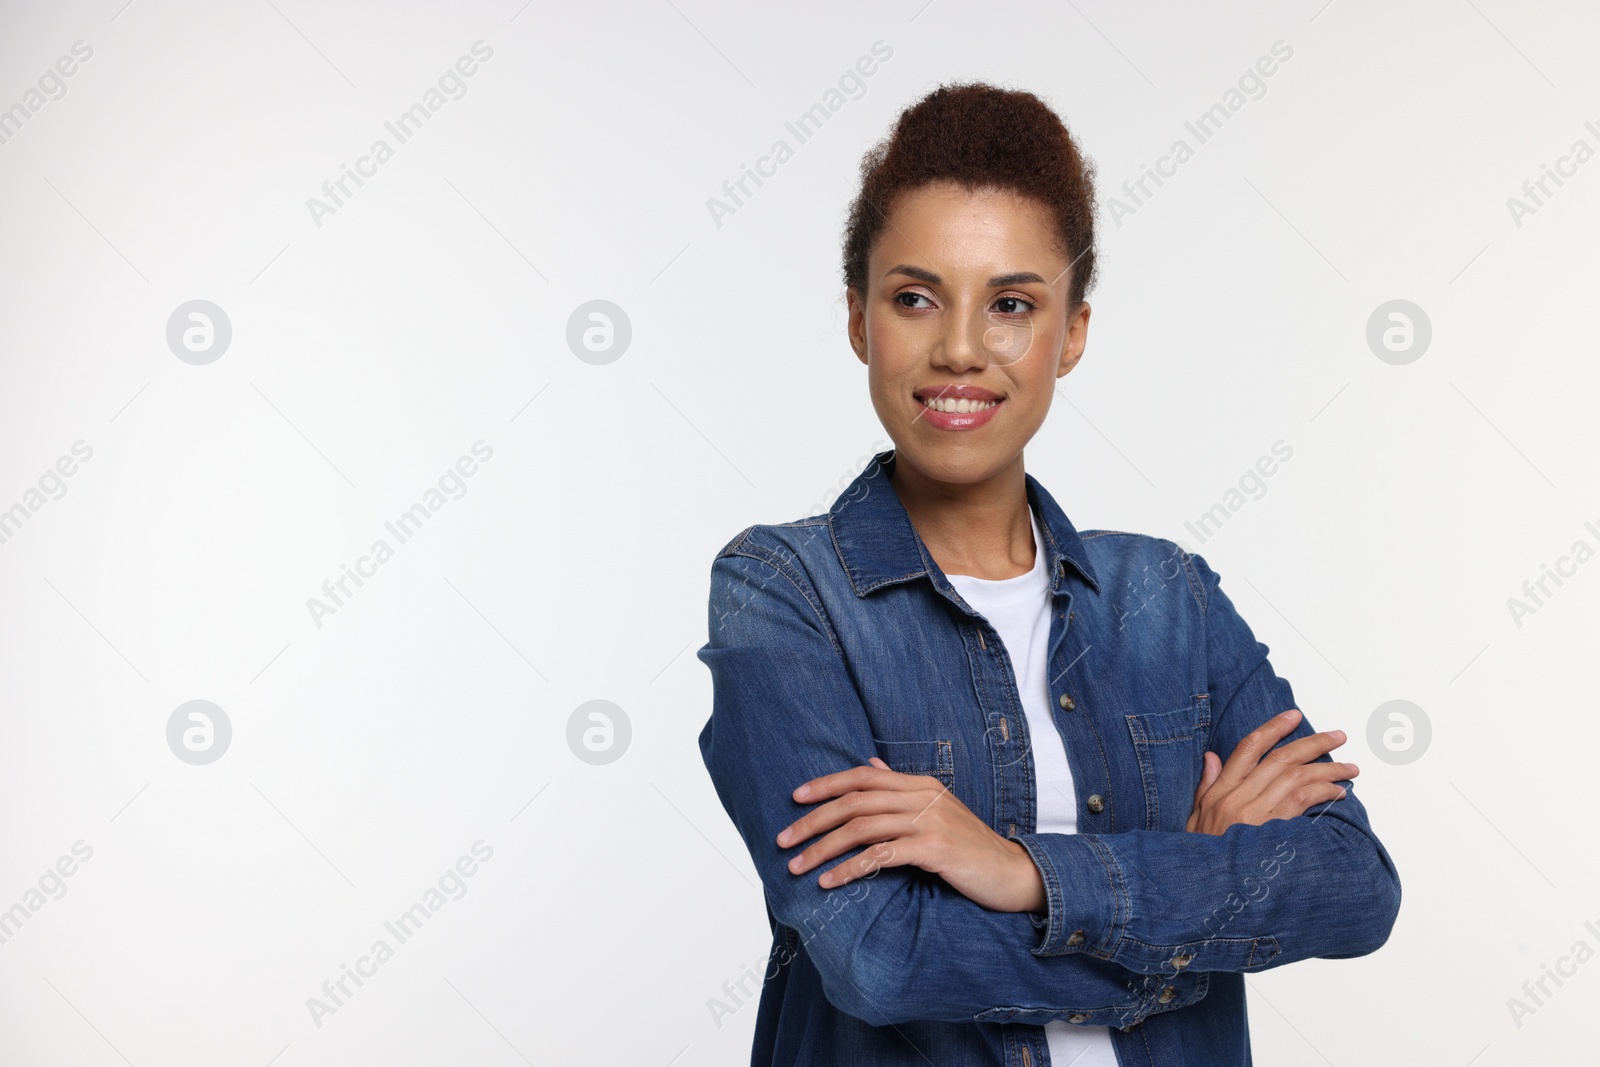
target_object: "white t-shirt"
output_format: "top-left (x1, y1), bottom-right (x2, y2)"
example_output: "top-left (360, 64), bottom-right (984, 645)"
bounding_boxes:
top-left (946, 505), bottom-right (1118, 1067)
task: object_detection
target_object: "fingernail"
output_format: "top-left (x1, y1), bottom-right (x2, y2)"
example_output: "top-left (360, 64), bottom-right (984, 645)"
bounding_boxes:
top-left (795, 784), bottom-right (811, 800)
top-left (1332, 730), bottom-right (1346, 742)
top-left (1279, 709), bottom-right (1297, 720)
top-left (777, 828), bottom-right (791, 846)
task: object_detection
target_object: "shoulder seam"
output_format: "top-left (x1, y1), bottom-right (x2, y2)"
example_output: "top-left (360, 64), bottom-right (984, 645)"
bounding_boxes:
top-left (1179, 547), bottom-right (1206, 613)
top-left (715, 524), bottom-right (759, 559)
top-left (1079, 528), bottom-right (1175, 547)
top-left (715, 539), bottom-right (843, 657)
top-left (1078, 529), bottom-right (1207, 611)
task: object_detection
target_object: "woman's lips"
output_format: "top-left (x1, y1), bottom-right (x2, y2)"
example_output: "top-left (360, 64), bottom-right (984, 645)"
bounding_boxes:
top-left (914, 393), bottom-right (1003, 431)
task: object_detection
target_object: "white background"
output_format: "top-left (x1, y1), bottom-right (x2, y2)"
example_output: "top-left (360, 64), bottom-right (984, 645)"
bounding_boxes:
top-left (1, 1), bottom-right (1596, 1064)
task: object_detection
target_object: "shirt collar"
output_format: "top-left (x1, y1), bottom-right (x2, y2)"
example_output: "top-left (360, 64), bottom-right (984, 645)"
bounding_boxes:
top-left (828, 448), bottom-right (1102, 599)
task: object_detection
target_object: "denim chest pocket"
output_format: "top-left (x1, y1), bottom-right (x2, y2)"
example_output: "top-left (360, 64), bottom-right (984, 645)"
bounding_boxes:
top-left (871, 737), bottom-right (956, 789)
top-left (1125, 702), bottom-right (1207, 831)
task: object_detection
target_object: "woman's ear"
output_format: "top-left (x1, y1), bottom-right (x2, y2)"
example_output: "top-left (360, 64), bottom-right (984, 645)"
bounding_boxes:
top-left (847, 288), bottom-right (869, 365)
top-left (1056, 299), bottom-right (1090, 378)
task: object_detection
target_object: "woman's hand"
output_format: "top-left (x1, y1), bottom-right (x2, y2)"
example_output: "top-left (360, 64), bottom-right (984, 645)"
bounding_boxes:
top-left (777, 757), bottom-right (1046, 913)
top-left (1186, 708), bottom-right (1359, 835)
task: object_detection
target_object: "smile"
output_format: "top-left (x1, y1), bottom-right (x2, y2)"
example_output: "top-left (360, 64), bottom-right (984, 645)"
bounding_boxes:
top-left (914, 393), bottom-right (1004, 431)
top-left (919, 395), bottom-right (1000, 413)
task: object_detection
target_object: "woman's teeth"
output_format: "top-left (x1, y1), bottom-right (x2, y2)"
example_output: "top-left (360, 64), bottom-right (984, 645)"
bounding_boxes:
top-left (920, 396), bottom-right (999, 413)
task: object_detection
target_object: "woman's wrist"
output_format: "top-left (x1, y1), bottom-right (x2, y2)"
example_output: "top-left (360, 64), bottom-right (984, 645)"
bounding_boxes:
top-left (1006, 838), bottom-right (1048, 914)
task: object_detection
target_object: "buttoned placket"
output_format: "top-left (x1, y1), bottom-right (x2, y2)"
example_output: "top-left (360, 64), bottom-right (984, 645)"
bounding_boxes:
top-left (939, 544), bottom-right (1113, 844)
top-left (1046, 559), bottom-right (1109, 838)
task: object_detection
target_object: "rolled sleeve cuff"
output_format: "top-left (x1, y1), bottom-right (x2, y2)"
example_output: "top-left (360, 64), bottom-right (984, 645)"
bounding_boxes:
top-left (1014, 832), bottom-right (1126, 958)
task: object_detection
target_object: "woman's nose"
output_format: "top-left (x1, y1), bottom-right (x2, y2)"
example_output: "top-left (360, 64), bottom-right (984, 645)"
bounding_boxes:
top-left (935, 303), bottom-right (1035, 369)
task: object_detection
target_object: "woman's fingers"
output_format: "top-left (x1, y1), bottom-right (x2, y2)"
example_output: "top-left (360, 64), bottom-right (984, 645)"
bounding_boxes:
top-left (816, 839), bottom-right (907, 888)
top-left (779, 785), bottom-right (893, 849)
top-left (779, 770), bottom-right (947, 861)
top-left (1197, 750), bottom-right (1222, 799)
top-left (786, 811), bottom-right (912, 879)
top-left (1249, 728), bottom-right (1349, 778)
top-left (1187, 713), bottom-right (1358, 834)
top-left (792, 760), bottom-right (928, 802)
top-left (1185, 750), bottom-right (1223, 832)
top-left (1265, 779), bottom-right (1351, 821)
top-left (1228, 727), bottom-right (1349, 806)
top-left (1252, 761), bottom-right (1359, 819)
top-left (778, 758), bottom-right (967, 887)
top-left (1212, 709), bottom-right (1302, 795)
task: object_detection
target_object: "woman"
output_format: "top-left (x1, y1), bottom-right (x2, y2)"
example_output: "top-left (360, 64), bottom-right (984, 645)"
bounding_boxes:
top-left (697, 82), bottom-right (1400, 1067)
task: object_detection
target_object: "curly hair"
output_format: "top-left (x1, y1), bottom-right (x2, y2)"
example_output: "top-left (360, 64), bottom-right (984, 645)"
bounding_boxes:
top-left (841, 81), bottom-right (1099, 311)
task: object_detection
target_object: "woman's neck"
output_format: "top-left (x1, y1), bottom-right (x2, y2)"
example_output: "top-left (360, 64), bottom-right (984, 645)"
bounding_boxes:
top-left (889, 455), bottom-right (1037, 580)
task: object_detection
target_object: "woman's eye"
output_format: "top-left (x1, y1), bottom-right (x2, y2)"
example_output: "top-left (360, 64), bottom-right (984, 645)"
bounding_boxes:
top-left (895, 291), bottom-right (933, 309)
top-left (994, 296), bottom-right (1035, 316)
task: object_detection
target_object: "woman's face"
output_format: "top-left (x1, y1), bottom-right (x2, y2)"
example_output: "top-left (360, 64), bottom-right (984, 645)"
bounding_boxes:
top-left (847, 181), bottom-right (1090, 487)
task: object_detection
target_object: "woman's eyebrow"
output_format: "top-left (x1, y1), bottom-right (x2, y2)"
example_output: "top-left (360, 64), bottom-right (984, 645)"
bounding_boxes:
top-left (885, 264), bottom-right (1048, 287)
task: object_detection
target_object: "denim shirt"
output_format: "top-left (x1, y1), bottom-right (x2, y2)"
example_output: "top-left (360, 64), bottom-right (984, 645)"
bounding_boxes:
top-left (696, 449), bottom-right (1401, 1066)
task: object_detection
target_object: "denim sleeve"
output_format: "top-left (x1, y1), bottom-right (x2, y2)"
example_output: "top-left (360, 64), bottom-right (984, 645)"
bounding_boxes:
top-left (697, 546), bottom-right (1200, 1028)
top-left (1014, 551), bottom-right (1403, 976)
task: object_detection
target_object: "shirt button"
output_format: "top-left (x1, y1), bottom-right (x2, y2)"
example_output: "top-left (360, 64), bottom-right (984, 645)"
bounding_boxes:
top-left (1058, 693), bottom-right (1076, 711)
top-left (1068, 1013), bottom-right (1089, 1024)
top-left (1171, 952), bottom-right (1193, 970)
top-left (1158, 985), bottom-right (1177, 1004)
top-left (1066, 929), bottom-right (1085, 946)
top-left (1086, 794), bottom-right (1105, 814)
